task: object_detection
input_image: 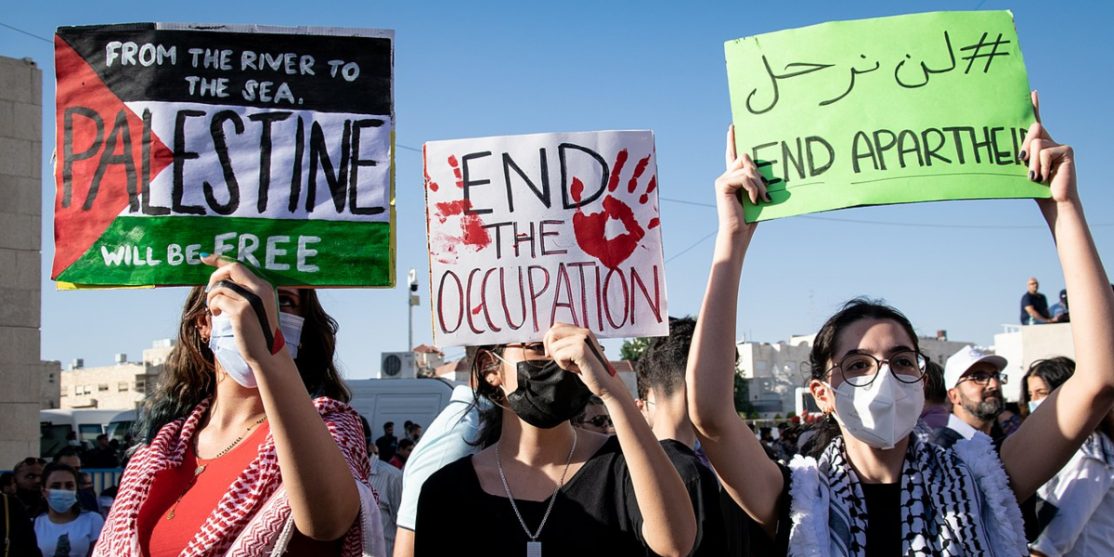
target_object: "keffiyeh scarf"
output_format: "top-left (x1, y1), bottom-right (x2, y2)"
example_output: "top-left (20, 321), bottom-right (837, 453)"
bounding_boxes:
top-left (95, 397), bottom-right (384, 557)
top-left (788, 433), bottom-right (1027, 557)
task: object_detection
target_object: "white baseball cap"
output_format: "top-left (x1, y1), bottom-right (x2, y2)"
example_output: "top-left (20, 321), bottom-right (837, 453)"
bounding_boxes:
top-left (944, 345), bottom-right (1007, 389)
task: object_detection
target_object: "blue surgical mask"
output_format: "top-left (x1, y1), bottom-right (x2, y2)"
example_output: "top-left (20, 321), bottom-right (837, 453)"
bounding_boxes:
top-left (47, 489), bottom-right (77, 513)
top-left (209, 312), bottom-right (305, 388)
top-left (1028, 398), bottom-right (1043, 414)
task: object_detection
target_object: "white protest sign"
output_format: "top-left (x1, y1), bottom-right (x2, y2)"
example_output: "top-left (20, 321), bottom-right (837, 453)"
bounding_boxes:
top-left (424, 130), bottom-right (668, 346)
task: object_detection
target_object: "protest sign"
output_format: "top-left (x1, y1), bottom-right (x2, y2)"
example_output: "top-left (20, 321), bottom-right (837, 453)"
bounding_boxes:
top-left (424, 131), bottom-right (668, 347)
top-left (52, 23), bottom-right (394, 287)
top-left (725, 11), bottom-right (1048, 222)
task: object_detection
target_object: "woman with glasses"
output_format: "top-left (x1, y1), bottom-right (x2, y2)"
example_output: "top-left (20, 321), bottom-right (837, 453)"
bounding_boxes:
top-left (574, 396), bottom-right (616, 435)
top-left (414, 326), bottom-right (696, 556)
top-left (686, 92), bottom-right (1114, 556)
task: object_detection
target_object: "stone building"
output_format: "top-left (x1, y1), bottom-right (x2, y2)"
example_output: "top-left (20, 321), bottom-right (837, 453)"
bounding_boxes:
top-left (0, 55), bottom-right (42, 467)
top-left (60, 339), bottom-right (175, 410)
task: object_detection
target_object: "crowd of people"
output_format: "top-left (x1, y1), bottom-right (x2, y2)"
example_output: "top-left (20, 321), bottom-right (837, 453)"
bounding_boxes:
top-left (2, 92), bottom-right (1112, 557)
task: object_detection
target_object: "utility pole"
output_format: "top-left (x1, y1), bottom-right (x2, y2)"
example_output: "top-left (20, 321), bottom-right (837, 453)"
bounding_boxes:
top-left (407, 268), bottom-right (419, 352)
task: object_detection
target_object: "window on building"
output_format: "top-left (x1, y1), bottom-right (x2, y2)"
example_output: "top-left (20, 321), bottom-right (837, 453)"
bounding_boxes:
top-left (98, 384), bottom-right (109, 392)
top-left (118, 382), bottom-right (129, 392)
top-left (135, 379), bottom-right (146, 394)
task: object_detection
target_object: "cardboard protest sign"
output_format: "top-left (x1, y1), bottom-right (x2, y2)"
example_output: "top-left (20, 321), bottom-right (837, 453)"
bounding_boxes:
top-left (424, 131), bottom-right (668, 347)
top-left (52, 23), bottom-right (394, 287)
top-left (725, 11), bottom-right (1048, 222)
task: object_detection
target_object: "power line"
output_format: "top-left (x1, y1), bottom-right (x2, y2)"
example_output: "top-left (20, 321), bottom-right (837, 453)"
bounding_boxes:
top-left (0, 21), bottom-right (52, 44)
top-left (658, 196), bottom-right (1112, 230)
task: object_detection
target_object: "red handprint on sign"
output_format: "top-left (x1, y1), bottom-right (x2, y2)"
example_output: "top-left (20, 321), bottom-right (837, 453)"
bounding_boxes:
top-left (571, 149), bottom-right (660, 270)
top-left (426, 152), bottom-right (491, 264)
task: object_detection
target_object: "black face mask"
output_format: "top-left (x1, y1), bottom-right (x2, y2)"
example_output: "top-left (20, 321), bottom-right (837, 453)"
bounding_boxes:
top-left (506, 359), bottom-right (593, 429)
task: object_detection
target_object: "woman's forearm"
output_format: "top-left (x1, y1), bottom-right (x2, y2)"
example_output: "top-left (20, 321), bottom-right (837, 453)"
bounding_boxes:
top-left (254, 353), bottom-right (360, 540)
top-left (603, 388), bottom-right (696, 557)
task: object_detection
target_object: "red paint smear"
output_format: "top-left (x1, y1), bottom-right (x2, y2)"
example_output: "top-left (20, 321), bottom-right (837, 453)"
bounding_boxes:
top-left (571, 196), bottom-right (645, 270)
top-left (448, 155), bottom-right (459, 167)
top-left (448, 155), bottom-right (464, 187)
top-left (627, 155), bottom-right (651, 193)
top-left (52, 36), bottom-right (173, 279)
top-left (648, 217), bottom-right (660, 229)
top-left (570, 177), bottom-right (585, 203)
top-left (607, 149), bottom-right (628, 192)
top-left (452, 167), bottom-right (462, 179)
top-left (434, 199), bottom-right (491, 249)
top-left (422, 144), bottom-right (439, 191)
top-left (472, 305), bottom-right (483, 315)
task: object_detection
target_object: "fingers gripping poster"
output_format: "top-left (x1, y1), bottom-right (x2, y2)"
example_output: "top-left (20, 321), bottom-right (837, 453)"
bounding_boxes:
top-left (424, 131), bottom-right (669, 346)
top-left (52, 23), bottom-right (395, 287)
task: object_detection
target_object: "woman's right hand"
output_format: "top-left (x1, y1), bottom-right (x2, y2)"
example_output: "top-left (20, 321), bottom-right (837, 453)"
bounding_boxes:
top-left (715, 125), bottom-right (765, 237)
top-left (1021, 91), bottom-right (1078, 212)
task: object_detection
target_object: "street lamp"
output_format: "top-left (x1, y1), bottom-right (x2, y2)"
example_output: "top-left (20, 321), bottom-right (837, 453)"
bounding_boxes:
top-left (407, 268), bottom-right (419, 352)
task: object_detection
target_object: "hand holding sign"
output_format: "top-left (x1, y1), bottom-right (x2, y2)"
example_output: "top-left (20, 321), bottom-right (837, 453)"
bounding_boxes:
top-left (1021, 91), bottom-right (1077, 207)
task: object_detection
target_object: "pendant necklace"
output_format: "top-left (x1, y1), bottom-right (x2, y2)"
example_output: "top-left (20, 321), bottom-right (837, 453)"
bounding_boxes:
top-left (495, 428), bottom-right (578, 557)
top-left (165, 414), bottom-right (266, 520)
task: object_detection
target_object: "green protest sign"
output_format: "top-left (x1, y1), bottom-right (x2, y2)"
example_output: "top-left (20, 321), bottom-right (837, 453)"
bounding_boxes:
top-left (52, 23), bottom-right (395, 288)
top-left (725, 11), bottom-right (1048, 222)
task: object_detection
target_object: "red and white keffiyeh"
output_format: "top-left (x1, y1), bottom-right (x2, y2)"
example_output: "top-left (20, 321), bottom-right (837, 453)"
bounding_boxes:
top-left (95, 397), bottom-right (384, 557)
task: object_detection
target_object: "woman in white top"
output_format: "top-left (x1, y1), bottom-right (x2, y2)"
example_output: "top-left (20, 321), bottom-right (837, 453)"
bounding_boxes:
top-left (34, 462), bottom-right (104, 557)
top-left (1024, 357), bottom-right (1114, 557)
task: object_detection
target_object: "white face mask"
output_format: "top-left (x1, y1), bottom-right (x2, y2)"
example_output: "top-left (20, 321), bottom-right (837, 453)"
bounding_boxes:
top-left (1028, 398), bottom-right (1043, 414)
top-left (209, 312), bottom-right (305, 388)
top-left (829, 364), bottom-right (925, 450)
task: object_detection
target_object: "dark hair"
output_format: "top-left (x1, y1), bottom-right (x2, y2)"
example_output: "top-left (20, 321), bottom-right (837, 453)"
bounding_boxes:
top-left (0, 472), bottom-right (13, 489)
top-left (636, 317), bottom-right (696, 400)
top-left (358, 415), bottom-right (372, 447)
top-left (137, 286), bottom-right (351, 443)
top-left (1020, 356), bottom-right (1076, 411)
top-left (40, 462), bottom-right (79, 489)
top-left (468, 344), bottom-right (507, 448)
top-left (923, 359), bottom-right (947, 404)
top-left (12, 457), bottom-right (44, 474)
top-left (803, 298), bottom-right (920, 457)
top-left (398, 438), bottom-right (415, 451)
top-left (383, 421), bottom-right (394, 430)
top-left (52, 446), bottom-right (81, 464)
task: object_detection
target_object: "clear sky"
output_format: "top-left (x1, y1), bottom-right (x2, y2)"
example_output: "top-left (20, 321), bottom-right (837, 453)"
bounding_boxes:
top-left (2, 0), bottom-right (1111, 378)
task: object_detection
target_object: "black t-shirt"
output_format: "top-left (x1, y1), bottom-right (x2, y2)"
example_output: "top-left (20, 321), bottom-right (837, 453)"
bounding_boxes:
top-left (768, 465), bottom-right (901, 557)
top-left (415, 436), bottom-right (645, 556)
top-left (660, 440), bottom-right (728, 557)
top-left (1020, 291), bottom-right (1050, 323)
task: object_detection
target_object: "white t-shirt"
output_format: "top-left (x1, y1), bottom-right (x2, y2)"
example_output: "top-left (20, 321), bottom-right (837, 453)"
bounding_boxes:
top-left (34, 511), bottom-right (105, 557)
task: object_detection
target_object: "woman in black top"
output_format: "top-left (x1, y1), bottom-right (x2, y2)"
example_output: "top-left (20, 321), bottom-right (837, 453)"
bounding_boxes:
top-left (686, 95), bottom-right (1114, 556)
top-left (415, 323), bottom-right (696, 556)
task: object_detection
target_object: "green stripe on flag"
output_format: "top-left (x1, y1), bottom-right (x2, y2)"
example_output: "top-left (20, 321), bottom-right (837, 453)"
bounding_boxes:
top-left (56, 216), bottom-right (392, 287)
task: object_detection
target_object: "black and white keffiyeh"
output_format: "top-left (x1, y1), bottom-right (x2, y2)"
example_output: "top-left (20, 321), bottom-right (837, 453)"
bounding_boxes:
top-left (787, 432), bottom-right (1027, 557)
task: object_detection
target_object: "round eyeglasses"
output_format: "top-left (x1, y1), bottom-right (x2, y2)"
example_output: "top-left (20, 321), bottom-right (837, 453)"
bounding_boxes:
top-left (827, 351), bottom-right (927, 388)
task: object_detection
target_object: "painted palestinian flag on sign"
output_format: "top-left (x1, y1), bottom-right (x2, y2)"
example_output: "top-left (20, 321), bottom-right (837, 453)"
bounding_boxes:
top-left (52, 23), bottom-right (395, 287)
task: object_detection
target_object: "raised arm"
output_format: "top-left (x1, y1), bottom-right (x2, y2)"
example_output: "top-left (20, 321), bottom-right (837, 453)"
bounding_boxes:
top-left (204, 256), bottom-right (360, 540)
top-left (1001, 92), bottom-right (1114, 500)
top-left (545, 324), bottom-right (696, 557)
top-left (685, 126), bottom-right (783, 534)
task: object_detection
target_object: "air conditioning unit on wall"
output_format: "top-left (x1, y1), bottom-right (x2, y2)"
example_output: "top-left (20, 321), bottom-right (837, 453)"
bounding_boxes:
top-left (380, 352), bottom-right (416, 379)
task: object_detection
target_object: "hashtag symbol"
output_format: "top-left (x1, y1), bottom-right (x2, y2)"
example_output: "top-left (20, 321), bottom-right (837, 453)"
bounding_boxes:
top-left (959, 32), bottom-right (1011, 74)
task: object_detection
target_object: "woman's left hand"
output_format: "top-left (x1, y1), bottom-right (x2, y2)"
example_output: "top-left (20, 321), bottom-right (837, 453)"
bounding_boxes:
top-left (1021, 90), bottom-right (1077, 209)
top-left (202, 254), bottom-right (281, 365)
top-left (543, 323), bottom-right (623, 400)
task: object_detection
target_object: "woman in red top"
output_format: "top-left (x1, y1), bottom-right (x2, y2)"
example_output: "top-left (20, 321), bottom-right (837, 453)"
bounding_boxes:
top-left (96, 256), bottom-right (384, 557)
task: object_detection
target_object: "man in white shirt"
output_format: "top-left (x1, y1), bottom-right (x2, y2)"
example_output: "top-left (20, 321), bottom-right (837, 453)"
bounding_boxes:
top-left (932, 345), bottom-right (1008, 449)
top-left (369, 443), bottom-right (402, 556)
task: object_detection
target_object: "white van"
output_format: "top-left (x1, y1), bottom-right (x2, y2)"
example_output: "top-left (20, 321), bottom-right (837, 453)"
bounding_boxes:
top-left (40, 408), bottom-right (137, 457)
top-left (346, 378), bottom-right (457, 443)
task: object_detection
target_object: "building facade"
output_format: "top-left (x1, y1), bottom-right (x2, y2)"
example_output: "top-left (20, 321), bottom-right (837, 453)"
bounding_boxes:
top-left (60, 339), bottom-right (175, 410)
top-left (0, 55), bottom-right (42, 467)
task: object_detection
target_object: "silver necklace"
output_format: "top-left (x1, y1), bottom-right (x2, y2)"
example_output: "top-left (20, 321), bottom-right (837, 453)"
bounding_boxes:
top-left (495, 429), bottom-right (578, 557)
